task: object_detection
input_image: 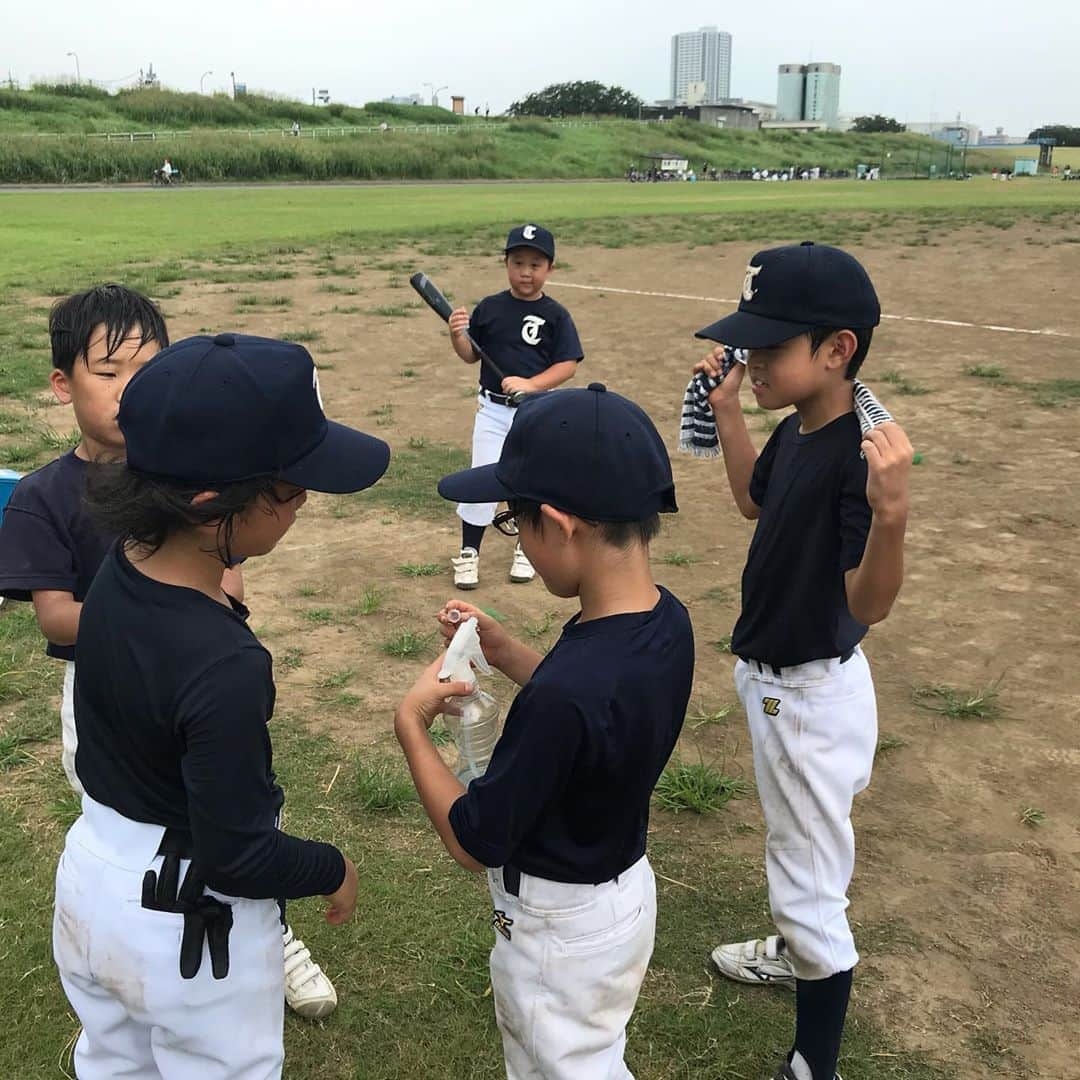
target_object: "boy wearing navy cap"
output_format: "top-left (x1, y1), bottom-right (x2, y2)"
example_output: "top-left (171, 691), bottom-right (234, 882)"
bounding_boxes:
top-left (0, 288), bottom-right (341, 1021)
top-left (395, 384), bottom-right (694, 1079)
top-left (691, 244), bottom-right (913, 1080)
top-left (446, 224), bottom-right (583, 590)
top-left (54, 333), bottom-right (390, 1078)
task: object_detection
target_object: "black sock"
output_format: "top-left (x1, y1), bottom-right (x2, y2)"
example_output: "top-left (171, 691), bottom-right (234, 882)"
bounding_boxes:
top-left (462, 523), bottom-right (486, 553)
top-left (793, 969), bottom-right (853, 1079)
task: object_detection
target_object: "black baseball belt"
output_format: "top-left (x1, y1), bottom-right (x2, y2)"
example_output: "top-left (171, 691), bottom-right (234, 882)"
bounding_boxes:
top-left (141, 827), bottom-right (233, 980)
top-left (479, 387), bottom-right (519, 408)
top-left (741, 649), bottom-right (854, 679)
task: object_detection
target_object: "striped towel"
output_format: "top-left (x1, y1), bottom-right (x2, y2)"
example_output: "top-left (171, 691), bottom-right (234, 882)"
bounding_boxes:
top-left (679, 347), bottom-right (747, 458)
top-left (678, 349), bottom-right (894, 459)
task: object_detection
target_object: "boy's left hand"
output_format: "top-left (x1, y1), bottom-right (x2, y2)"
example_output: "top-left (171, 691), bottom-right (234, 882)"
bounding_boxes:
top-left (396, 655), bottom-right (474, 733)
top-left (861, 422), bottom-right (914, 521)
top-left (501, 376), bottom-right (532, 395)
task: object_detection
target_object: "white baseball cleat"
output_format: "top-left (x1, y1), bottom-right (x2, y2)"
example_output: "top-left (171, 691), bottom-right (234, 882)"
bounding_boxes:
top-left (509, 543), bottom-right (535, 583)
top-left (452, 547), bottom-right (480, 589)
top-left (711, 934), bottom-right (796, 988)
top-left (283, 924), bottom-right (338, 1020)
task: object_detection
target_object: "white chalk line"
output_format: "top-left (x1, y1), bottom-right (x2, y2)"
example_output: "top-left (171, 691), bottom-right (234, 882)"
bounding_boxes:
top-left (547, 281), bottom-right (1075, 340)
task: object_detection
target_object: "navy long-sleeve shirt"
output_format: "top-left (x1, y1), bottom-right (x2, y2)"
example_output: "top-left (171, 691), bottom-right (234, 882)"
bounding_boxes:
top-left (75, 542), bottom-right (345, 900)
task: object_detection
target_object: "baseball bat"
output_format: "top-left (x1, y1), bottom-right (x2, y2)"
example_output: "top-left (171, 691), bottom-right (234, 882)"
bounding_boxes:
top-left (409, 272), bottom-right (526, 406)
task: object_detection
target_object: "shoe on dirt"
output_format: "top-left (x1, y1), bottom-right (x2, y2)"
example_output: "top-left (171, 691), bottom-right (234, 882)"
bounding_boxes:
top-left (452, 547), bottom-right (480, 590)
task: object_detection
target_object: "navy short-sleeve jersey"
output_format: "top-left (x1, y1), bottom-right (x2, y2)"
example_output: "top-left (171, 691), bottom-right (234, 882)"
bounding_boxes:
top-left (731, 411), bottom-right (872, 668)
top-left (449, 587), bottom-right (694, 884)
top-left (74, 542), bottom-right (345, 901)
top-left (0, 451), bottom-right (111, 660)
top-left (469, 290), bottom-right (583, 393)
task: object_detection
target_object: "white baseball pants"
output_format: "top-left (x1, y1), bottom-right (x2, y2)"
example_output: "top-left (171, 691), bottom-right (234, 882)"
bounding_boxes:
top-left (54, 795), bottom-right (285, 1079)
top-left (735, 648), bottom-right (877, 981)
top-left (61, 660), bottom-right (84, 796)
top-left (457, 396), bottom-right (517, 527)
top-left (486, 855), bottom-right (656, 1079)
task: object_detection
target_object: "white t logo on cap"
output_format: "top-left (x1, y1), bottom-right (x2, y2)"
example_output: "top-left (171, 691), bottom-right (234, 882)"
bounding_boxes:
top-left (312, 368), bottom-right (324, 410)
top-left (521, 314), bottom-right (546, 345)
top-left (742, 264), bottom-right (763, 302)
top-left (523, 225), bottom-right (537, 239)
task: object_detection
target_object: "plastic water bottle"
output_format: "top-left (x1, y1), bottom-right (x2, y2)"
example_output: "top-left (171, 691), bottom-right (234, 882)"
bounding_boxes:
top-left (439, 617), bottom-right (502, 783)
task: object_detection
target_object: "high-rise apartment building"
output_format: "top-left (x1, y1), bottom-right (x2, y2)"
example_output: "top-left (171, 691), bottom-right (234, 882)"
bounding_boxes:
top-left (775, 62), bottom-right (842, 127)
top-left (670, 27), bottom-right (732, 104)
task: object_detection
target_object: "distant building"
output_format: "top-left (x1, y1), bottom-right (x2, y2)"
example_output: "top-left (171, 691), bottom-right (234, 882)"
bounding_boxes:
top-left (718, 98), bottom-right (778, 122)
top-left (804, 64), bottom-right (841, 125)
top-left (776, 63), bottom-right (842, 127)
top-left (776, 65), bottom-right (807, 122)
top-left (670, 26), bottom-right (732, 104)
top-left (640, 102), bottom-right (761, 130)
top-left (906, 120), bottom-right (980, 146)
top-left (978, 127), bottom-right (1026, 147)
top-left (383, 94), bottom-right (423, 106)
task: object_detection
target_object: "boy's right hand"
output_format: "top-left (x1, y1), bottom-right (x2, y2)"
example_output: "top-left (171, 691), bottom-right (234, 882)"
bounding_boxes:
top-left (694, 345), bottom-right (745, 409)
top-left (448, 307), bottom-right (470, 338)
top-left (326, 855), bottom-right (359, 925)
top-left (436, 599), bottom-right (513, 667)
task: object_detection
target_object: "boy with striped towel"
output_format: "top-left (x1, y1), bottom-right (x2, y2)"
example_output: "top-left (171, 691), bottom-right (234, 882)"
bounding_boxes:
top-left (684, 242), bottom-right (913, 1080)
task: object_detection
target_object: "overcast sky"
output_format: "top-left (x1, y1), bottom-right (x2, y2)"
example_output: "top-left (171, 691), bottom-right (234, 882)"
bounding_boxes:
top-left (6, 0), bottom-right (1076, 135)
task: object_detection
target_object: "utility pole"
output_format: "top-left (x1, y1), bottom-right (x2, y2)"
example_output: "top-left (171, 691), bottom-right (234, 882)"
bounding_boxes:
top-left (200, 70), bottom-right (214, 94)
top-left (66, 51), bottom-right (81, 85)
top-left (230, 71), bottom-right (236, 98)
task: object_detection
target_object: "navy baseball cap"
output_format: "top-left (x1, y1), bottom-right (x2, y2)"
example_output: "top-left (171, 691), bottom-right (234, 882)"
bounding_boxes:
top-left (504, 224), bottom-right (555, 261)
top-left (696, 242), bottom-right (881, 349)
top-left (120, 333), bottom-right (390, 493)
top-left (438, 383), bottom-right (677, 521)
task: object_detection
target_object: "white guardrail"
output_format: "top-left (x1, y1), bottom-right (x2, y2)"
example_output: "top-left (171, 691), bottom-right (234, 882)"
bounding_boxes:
top-left (17, 119), bottom-right (659, 141)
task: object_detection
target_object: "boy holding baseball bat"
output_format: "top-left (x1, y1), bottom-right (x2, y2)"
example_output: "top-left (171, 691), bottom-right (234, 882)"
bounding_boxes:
top-left (447, 225), bottom-right (583, 589)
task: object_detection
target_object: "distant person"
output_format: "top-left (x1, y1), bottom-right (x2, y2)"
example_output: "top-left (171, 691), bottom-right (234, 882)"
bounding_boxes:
top-left (160, 158), bottom-right (174, 184)
top-left (485, 106), bottom-right (490, 117)
top-left (291, 120), bottom-right (300, 137)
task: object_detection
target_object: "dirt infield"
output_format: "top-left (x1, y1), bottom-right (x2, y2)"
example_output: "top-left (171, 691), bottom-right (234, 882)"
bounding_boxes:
top-left (23, 226), bottom-right (1080, 1078)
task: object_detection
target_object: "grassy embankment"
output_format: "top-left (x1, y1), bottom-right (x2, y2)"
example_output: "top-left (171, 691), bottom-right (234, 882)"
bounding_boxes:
top-left (0, 84), bottom-right (1024, 182)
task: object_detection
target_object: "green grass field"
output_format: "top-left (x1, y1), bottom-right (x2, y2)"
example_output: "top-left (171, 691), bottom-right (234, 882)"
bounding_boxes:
top-left (2, 177), bottom-right (1077, 291)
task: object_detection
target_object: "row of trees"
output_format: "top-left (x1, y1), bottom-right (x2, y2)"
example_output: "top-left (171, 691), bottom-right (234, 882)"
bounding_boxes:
top-left (851, 115), bottom-right (906, 133)
top-left (508, 81), bottom-right (642, 118)
top-left (1028, 125), bottom-right (1080, 146)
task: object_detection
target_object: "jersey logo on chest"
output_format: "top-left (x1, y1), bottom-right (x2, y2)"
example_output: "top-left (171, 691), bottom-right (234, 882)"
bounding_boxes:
top-left (762, 696), bottom-right (781, 716)
top-left (521, 314), bottom-right (546, 345)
